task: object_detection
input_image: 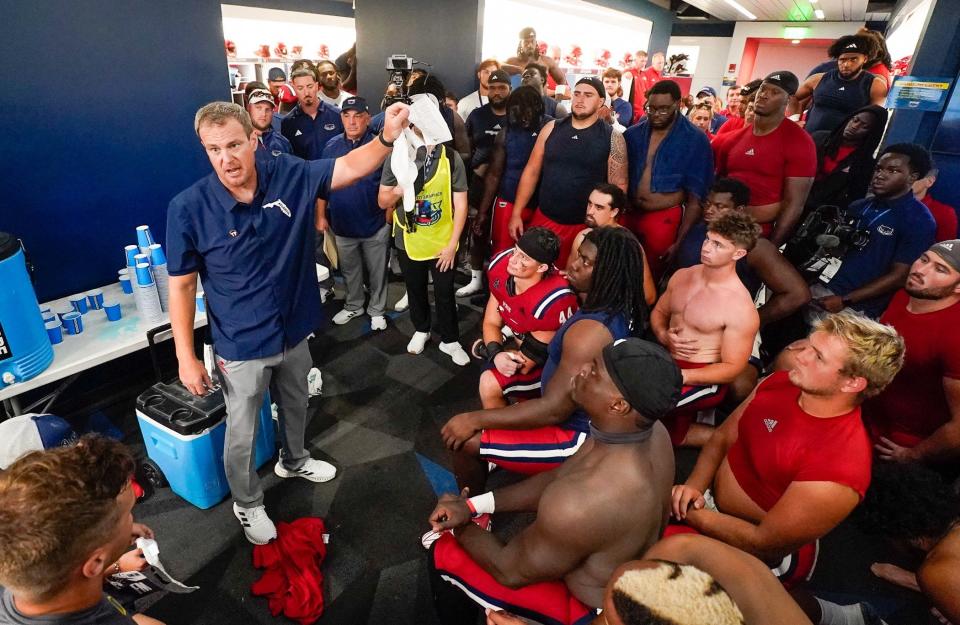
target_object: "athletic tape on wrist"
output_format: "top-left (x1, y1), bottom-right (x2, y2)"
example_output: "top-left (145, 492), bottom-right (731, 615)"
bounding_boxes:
top-left (467, 491), bottom-right (495, 516)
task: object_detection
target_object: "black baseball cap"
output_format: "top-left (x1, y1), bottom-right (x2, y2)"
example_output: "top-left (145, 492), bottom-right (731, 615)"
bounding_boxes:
top-left (487, 69), bottom-right (512, 86)
top-left (602, 339), bottom-right (682, 421)
top-left (267, 67), bottom-right (287, 82)
top-left (341, 96), bottom-right (369, 113)
top-left (575, 76), bottom-right (604, 97)
top-left (761, 70), bottom-right (799, 96)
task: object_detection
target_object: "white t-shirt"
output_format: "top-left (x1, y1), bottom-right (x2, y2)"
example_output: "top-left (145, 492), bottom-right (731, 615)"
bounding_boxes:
top-left (457, 90), bottom-right (487, 123)
top-left (319, 90), bottom-right (351, 109)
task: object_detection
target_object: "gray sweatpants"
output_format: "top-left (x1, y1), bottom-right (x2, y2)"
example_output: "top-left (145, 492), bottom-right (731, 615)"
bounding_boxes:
top-left (216, 338), bottom-right (312, 508)
top-left (334, 223), bottom-right (390, 317)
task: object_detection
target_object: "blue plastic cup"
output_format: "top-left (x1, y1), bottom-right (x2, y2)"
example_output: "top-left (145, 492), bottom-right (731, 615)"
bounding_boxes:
top-left (45, 320), bottom-right (63, 344)
top-left (136, 225), bottom-right (155, 251)
top-left (40, 307), bottom-right (56, 323)
top-left (56, 306), bottom-right (74, 324)
top-left (62, 312), bottom-right (83, 335)
top-left (103, 301), bottom-right (122, 321)
top-left (135, 262), bottom-right (154, 286)
top-left (125, 245), bottom-right (140, 267)
top-left (118, 269), bottom-right (133, 294)
top-left (196, 291), bottom-right (205, 313)
top-left (86, 288), bottom-right (104, 310)
top-left (69, 294), bottom-right (89, 314)
top-left (148, 243), bottom-right (167, 266)
top-left (134, 253), bottom-right (150, 267)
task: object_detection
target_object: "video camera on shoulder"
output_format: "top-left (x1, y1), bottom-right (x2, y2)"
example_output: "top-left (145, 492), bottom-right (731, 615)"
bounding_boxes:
top-left (384, 54), bottom-right (417, 106)
top-left (784, 204), bottom-right (871, 282)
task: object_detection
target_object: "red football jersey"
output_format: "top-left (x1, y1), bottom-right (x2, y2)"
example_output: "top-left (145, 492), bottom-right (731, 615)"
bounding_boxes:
top-left (487, 249), bottom-right (578, 335)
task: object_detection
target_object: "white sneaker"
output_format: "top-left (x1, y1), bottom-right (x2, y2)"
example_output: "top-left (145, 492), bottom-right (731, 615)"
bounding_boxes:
top-left (320, 287), bottom-right (333, 303)
top-left (274, 457), bottom-right (337, 483)
top-left (233, 503), bottom-right (277, 545)
top-left (407, 331), bottom-right (430, 354)
top-left (307, 368), bottom-right (323, 397)
top-left (332, 308), bottom-right (362, 325)
top-left (456, 279), bottom-right (484, 298)
top-left (370, 315), bottom-right (387, 331)
top-left (394, 292), bottom-right (409, 312)
top-left (440, 341), bottom-right (470, 366)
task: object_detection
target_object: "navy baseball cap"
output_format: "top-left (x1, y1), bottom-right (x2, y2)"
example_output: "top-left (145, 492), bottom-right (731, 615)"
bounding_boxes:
top-left (341, 96), bottom-right (369, 113)
top-left (696, 86), bottom-right (717, 97)
top-left (267, 67), bottom-right (287, 82)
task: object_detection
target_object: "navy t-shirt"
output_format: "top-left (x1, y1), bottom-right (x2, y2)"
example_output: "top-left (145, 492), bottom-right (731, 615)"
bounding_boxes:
top-left (465, 104), bottom-right (507, 169)
top-left (321, 131), bottom-right (385, 239)
top-left (828, 192), bottom-right (936, 317)
top-left (166, 154), bottom-right (334, 361)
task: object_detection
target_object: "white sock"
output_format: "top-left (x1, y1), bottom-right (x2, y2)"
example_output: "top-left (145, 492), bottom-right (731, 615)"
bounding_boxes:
top-left (470, 269), bottom-right (483, 282)
top-left (817, 599), bottom-right (869, 625)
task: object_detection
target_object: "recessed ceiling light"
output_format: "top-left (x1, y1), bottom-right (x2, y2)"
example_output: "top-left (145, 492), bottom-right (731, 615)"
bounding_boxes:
top-left (815, 8), bottom-right (825, 18)
top-left (792, 39), bottom-right (800, 44)
top-left (723, 0), bottom-right (757, 20)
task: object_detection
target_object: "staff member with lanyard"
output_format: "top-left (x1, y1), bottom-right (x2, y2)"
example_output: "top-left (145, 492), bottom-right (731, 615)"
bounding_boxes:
top-left (166, 100), bottom-right (410, 545)
top-left (378, 117), bottom-right (470, 366)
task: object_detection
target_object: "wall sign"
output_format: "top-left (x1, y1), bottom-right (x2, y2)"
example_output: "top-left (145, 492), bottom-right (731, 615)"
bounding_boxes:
top-left (887, 76), bottom-right (954, 112)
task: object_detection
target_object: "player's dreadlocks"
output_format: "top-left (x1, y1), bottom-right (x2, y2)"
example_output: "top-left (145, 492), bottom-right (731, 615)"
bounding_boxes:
top-left (582, 226), bottom-right (648, 334)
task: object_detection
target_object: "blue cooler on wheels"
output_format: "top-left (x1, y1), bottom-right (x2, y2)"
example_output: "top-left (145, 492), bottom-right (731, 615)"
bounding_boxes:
top-left (0, 233), bottom-right (54, 387)
top-left (135, 324), bottom-right (277, 509)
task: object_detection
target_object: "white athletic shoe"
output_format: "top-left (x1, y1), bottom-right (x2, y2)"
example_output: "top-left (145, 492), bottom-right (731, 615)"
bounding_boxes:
top-left (440, 341), bottom-right (470, 366)
top-left (456, 277), bottom-right (484, 298)
top-left (370, 315), bottom-right (387, 331)
top-left (319, 287), bottom-right (333, 304)
top-left (394, 292), bottom-right (409, 312)
top-left (332, 308), bottom-right (362, 325)
top-left (407, 331), bottom-right (430, 354)
top-left (274, 457), bottom-right (337, 483)
top-left (233, 503), bottom-right (277, 545)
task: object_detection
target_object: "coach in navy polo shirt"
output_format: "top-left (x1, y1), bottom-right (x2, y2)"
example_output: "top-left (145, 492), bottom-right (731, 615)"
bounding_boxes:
top-left (281, 67), bottom-right (344, 159)
top-left (166, 100), bottom-right (409, 545)
top-left (317, 96), bottom-right (391, 330)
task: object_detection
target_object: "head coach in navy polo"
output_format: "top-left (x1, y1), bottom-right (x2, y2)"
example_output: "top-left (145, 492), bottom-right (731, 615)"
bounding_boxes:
top-left (165, 100), bottom-right (410, 545)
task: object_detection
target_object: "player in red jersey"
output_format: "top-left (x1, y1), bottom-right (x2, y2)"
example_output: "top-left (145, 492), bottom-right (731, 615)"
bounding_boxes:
top-left (671, 311), bottom-right (904, 588)
top-left (865, 241), bottom-right (960, 464)
top-left (713, 71), bottom-right (816, 245)
top-left (475, 227), bottom-right (579, 408)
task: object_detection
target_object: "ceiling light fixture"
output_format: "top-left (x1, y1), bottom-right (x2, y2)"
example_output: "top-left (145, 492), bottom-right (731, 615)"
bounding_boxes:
top-left (792, 39), bottom-right (800, 44)
top-left (723, 0), bottom-right (757, 20)
top-left (815, 8), bottom-right (825, 18)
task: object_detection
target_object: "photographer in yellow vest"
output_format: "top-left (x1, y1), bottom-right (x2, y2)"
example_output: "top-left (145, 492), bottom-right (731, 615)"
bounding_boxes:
top-left (378, 80), bottom-right (470, 366)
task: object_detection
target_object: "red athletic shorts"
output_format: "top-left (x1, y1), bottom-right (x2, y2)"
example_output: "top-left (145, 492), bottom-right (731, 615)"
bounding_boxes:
top-left (528, 209), bottom-right (585, 271)
top-left (432, 532), bottom-right (598, 625)
top-left (487, 361), bottom-right (544, 401)
top-left (663, 525), bottom-right (818, 589)
top-left (479, 426), bottom-right (588, 475)
top-left (491, 199), bottom-right (535, 256)
top-left (621, 205), bottom-right (682, 280)
top-left (661, 360), bottom-right (728, 446)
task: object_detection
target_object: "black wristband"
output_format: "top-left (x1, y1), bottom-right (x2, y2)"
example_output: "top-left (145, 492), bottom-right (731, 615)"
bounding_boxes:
top-left (378, 132), bottom-right (395, 147)
top-left (485, 342), bottom-right (504, 363)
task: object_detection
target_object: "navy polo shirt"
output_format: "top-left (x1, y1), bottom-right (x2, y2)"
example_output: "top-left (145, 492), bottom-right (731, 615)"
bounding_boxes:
top-left (165, 155), bottom-right (334, 361)
top-left (321, 131), bottom-right (385, 239)
top-left (281, 103), bottom-right (344, 159)
top-left (258, 129), bottom-right (293, 155)
top-left (828, 191), bottom-right (936, 317)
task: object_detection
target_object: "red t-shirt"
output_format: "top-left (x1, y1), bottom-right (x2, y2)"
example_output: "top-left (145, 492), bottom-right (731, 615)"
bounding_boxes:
top-left (866, 62), bottom-right (892, 88)
top-left (629, 67), bottom-right (662, 122)
top-left (727, 371), bottom-right (872, 511)
top-left (714, 119), bottom-right (817, 206)
top-left (715, 116), bottom-right (745, 137)
top-left (922, 195), bottom-right (959, 242)
top-left (487, 249), bottom-right (579, 335)
top-left (820, 144), bottom-right (857, 177)
top-left (866, 290), bottom-right (960, 446)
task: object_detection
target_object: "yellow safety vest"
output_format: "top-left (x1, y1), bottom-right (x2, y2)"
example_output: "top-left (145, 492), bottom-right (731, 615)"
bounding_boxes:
top-left (401, 146), bottom-right (455, 261)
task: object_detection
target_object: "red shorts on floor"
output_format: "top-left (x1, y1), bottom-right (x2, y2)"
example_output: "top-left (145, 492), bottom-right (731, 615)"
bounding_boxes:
top-left (663, 524), bottom-right (818, 589)
top-left (432, 533), bottom-right (598, 625)
top-left (528, 209), bottom-right (586, 271)
top-left (661, 360), bottom-right (728, 446)
top-left (479, 426), bottom-right (588, 475)
top-left (621, 205), bottom-right (682, 280)
top-left (491, 199), bottom-right (535, 256)
top-left (488, 362), bottom-right (544, 401)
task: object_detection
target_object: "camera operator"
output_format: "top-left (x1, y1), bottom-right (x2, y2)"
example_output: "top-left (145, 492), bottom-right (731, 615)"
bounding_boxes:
top-left (805, 143), bottom-right (936, 321)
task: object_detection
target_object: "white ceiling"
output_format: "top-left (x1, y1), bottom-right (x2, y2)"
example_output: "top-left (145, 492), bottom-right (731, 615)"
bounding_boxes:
top-left (680, 0), bottom-right (869, 21)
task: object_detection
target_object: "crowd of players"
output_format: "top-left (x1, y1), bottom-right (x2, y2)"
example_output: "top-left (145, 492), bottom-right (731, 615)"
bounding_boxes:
top-left (2, 24), bottom-right (960, 625)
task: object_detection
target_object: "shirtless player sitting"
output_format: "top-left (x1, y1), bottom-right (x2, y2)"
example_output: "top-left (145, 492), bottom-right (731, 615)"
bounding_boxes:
top-left (671, 311), bottom-right (904, 589)
top-left (475, 227), bottom-right (578, 408)
top-left (426, 338), bottom-right (681, 625)
top-left (651, 210), bottom-right (761, 447)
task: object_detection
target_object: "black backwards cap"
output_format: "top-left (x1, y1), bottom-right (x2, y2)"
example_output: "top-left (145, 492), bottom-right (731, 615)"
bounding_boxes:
top-left (602, 339), bottom-right (682, 421)
top-left (761, 70), bottom-right (799, 96)
top-left (575, 76), bottom-right (604, 97)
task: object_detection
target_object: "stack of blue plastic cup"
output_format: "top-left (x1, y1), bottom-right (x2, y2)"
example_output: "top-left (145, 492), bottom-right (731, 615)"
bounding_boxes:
top-left (136, 225), bottom-right (155, 256)
top-left (133, 262), bottom-right (163, 324)
top-left (125, 245), bottom-right (139, 269)
top-left (148, 243), bottom-right (169, 312)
